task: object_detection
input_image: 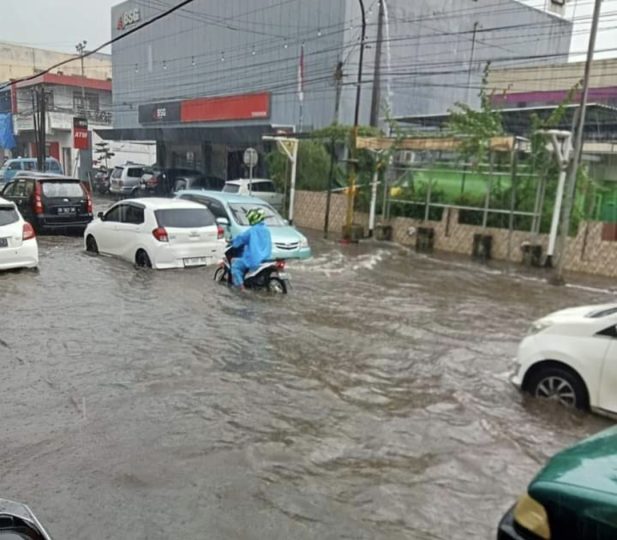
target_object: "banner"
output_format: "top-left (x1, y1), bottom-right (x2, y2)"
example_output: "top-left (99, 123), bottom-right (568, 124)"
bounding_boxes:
top-left (73, 117), bottom-right (89, 150)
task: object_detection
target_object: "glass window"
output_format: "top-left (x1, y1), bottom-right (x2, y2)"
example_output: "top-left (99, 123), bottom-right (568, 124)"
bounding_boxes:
top-left (128, 168), bottom-right (144, 178)
top-left (202, 199), bottom-right (228, 220)
top-left (252, 181), bottom-right (275, 193)
top-left (229, 203), bottom-right (284, 227)
top-left (222, 183), bottom-right (240, 193)
top-left (23, 161), bottom-right (36, 171)
top-left (155, 208), bottom-right (215, 228)
top-left (124, 205), bottom-right (144, 225)
top-left (46, 161), bottom-right (61, 172)
top-left (104, 205), bottom-right (125, 223)
top-left (8, 162), bottom-right (21, 171)
top-left (41, 182), bottom-right (84, 198)
top-left (2, 182), bottom-right (17, 197)
top-left (111, 168), bottom-right (122, 179)
top-left (0, 205), bottom-right (18, 226)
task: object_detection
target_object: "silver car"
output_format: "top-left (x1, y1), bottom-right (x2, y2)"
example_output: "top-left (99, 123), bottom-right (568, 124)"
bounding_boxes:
top-left (109, 163), bottom-right (147, 197)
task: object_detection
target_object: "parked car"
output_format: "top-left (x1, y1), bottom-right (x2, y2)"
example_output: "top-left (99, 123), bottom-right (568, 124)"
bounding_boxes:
top-left (223, 179), bottom-right (284, 210)
top-left (510, 303), bottom-right (617, 416)
top-left (109, 162), bottom-right (147, 197)
top-left (1, 174), bottom-right (93, 234)
top-left (498, 425), bottom-right (617, 540)
top-left (0, 157), bottom-right (63, 184)
top-left (135, 167), bottom-right (224, 197)
top-left (0, 196), bottom-right (38, 270)
top-left (175, 190), bottom-right (311, 261)
top-left (84, 198), bottom-right (225, 269)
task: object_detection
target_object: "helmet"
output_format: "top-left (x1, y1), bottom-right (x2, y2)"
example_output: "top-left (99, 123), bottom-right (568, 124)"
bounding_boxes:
top-left (247, 207), bottom-right (266, 226)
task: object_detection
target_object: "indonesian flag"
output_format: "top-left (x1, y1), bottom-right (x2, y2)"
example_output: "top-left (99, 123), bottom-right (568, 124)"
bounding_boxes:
top-left (298, 44), bottom-right (305, 103)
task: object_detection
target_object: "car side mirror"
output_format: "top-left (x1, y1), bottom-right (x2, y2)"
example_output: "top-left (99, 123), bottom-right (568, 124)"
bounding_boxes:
top-left (283, 219), bottom-right (290, 225)
top-left (98, 211), bottom-right (105, 220)
top-left (216, 217), bottom-right (229, 227)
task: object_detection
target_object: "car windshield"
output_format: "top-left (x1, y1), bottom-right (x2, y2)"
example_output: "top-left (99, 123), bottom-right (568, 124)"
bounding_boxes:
top-left (155, 208), bottom-right (215, 228)
top-left (41, 181), bottom-right (84, 198)
top-left (0, 205), bottom-right (18, 226)
top-left (222, 184), bottom-right (240, 193)
top-left (229, 203), bottom-right (285, 227)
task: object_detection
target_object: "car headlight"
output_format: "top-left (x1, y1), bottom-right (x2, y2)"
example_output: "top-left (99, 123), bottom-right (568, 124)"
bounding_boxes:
top-left (527, 320), bottom-right (553, 335)
top-left (513, 494), bottom-right (551, 539)
top-left (299, 238), bottom-right (309, 249)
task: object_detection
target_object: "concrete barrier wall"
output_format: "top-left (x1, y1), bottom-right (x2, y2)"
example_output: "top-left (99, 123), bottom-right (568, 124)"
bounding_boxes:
top-left (293, 190), bottom-right (617, 279)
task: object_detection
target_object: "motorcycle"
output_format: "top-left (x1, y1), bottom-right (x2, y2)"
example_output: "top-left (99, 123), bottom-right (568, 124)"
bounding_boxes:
top-left (214, 246), bottom-right (290, 294)
top-left (0, 498), bottom-right (52, 539)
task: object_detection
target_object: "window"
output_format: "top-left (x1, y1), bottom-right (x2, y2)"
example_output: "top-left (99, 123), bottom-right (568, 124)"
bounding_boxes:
top-left (229, 203), bottom-right (284, 227)
top-left (45, 161), bottom-right (61, 172)
top-left (41, 182), bottom-right (84, 198)
top-left (127, 168), bottom-right (144, 178)
top-left (0, 205), bottom-right (18, 226)
top-left (124, 205), bottom-right (144, 225)
top-left (104, 205), bottom-right (125, 223)
top-left (252, 181), bottom-right (275, 193)
top-left (588, 307), bottom-right (617, 318)
top-left (155, 208), bottom-right (215, 228)
top-left (2, 182), bottom-right (17, 197)
top-left (222, 183), bottom-right (240, 193)
top-left (73, 91), bottom-right (100, 112)
top-left (201, 199), bottom-right (228, 220)
top-left (23, 161), bottom-right (36, 171)
top-left (111, 167), bottom-right (123, 179)
top-left (8, 162), bottom-right (21, 171)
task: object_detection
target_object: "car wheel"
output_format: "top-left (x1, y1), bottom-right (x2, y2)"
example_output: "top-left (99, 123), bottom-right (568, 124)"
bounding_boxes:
top-left (86, 235), bottom-right (99, 254)
top-left (268, 277), bottom-right (287, 295)
top-left (135, 250), bottom-right (152, 269)
top-left (528, 366), bottom-right (588, 410)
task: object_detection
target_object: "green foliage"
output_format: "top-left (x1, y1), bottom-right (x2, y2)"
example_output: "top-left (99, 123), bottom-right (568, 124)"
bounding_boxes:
top-left (446, 63), bottom-right (503, 170)
top-left (266, 140), bottom-right (333, 192)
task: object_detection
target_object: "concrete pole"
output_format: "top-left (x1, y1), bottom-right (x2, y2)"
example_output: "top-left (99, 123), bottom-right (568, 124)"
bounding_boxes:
top-left (288, 141), bottom-right (298, 224)
top-left (369, 166), bottom-right (379, 236)
top-left (554, 0), bottom-right (603, 283)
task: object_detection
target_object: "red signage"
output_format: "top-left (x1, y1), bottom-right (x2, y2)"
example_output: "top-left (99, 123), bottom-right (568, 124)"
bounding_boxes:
top-left (181, 92), bottom-right (270, 123)
top-left (73, 117), bottom-right (89, 150)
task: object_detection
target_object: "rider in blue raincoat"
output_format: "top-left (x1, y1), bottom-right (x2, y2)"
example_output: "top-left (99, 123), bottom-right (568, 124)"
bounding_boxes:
top-left (231, 207), bottom-right (272, 287)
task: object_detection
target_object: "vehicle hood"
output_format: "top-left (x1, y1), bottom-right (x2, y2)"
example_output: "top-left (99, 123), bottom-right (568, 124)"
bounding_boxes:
top-left (530, 426), bottom-right (617, 499)
top-left (540, 303), bottom-right (617, 324)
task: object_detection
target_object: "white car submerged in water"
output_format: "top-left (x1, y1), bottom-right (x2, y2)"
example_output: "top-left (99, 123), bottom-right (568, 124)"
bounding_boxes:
top-left (510, 303), bottom-right (617, 417)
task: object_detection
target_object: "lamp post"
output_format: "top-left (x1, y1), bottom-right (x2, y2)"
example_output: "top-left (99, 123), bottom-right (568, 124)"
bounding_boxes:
top-left (343, 0), bottom-right (367, 241)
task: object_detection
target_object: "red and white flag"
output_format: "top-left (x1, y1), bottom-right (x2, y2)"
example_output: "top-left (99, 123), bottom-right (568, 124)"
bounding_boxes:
top-left (298, 44), bottom-right (305, 103)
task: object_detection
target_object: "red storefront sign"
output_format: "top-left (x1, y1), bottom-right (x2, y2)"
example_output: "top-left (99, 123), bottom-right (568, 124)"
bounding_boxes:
top-left (73, 117), bottom-right (89, 150)
top-left (181, 92), bottom-right (270, 123)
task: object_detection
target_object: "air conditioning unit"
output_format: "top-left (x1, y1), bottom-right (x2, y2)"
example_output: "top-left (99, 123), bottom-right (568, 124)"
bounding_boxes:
top-left (394, 150), bottom-right (415, 165)
top-left (548, 0), bottom-right (566, 17)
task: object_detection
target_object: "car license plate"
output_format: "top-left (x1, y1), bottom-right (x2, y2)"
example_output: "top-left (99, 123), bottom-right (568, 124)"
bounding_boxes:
top-left (184, 257), bottom-right (207, 267)
top-left (58, 207), bottom-right (76, 215)
top-left (0, 237), bottom-right (8, 248)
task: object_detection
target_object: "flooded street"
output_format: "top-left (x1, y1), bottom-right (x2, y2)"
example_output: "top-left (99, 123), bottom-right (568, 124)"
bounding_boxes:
top-left (0, 228), bottom-right (612, 540)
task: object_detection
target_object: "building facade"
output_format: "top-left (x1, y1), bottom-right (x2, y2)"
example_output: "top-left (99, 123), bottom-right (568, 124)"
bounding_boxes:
top-left (107, 0), bottom-right (573, 179)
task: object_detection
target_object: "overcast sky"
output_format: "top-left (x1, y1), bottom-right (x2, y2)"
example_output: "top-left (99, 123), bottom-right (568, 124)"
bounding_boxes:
top-left (1, 0), bottom-right (616, 60)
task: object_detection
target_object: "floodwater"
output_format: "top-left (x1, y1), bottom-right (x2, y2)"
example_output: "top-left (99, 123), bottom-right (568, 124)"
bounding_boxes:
top-left (0, 220), bottom-right (613, 539)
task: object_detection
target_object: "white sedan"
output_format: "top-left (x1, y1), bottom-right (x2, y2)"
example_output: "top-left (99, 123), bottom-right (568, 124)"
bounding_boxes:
top-left (0, 196), bottom-right (38, 271)
top-left (84, 198), bottom-right (225, 269)
top-left (511, 303), bottom-right (617, 416)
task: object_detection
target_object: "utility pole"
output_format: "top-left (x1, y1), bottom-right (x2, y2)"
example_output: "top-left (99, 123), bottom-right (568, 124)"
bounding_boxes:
top-left (343, 0), bottom-right (367, 241)
top-left (75, 41), bottom-right (87, 113)
top-left (466, 22), bottom-right (480, 104)
top-left (369, 0), bottom-right (385, 127)
top-left (333, 61), bottom-right (344, 124)
top-left (553, 0), bottom-right (603, 284)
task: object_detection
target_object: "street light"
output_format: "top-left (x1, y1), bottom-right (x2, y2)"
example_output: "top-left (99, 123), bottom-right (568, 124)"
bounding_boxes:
top-left (75, 40), bottom-right (87, 114)
top-left (343, 0), bottom-right (367, 240)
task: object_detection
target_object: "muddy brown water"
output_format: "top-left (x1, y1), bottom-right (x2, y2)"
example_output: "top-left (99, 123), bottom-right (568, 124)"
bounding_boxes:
top-left (0, 226), bottom-right (612, 539)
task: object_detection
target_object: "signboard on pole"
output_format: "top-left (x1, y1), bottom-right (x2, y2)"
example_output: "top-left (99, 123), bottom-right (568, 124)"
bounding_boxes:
top-left (73, 117), bottom-right (89, 150)
top-left (243, 147), bottom-right (258, 169)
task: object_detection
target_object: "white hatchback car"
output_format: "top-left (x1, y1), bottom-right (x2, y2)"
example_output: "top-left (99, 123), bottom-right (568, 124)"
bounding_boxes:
top-left (511, 303), bottom-right (617, 416)
top-left (84, 198), bottom-right (225, 269)
top-left (0, 197), bottom-right (38, 271)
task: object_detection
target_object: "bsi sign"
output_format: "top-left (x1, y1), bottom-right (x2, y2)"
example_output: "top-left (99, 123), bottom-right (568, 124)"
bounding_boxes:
top-left (117, 8), bottom-right (141, 31)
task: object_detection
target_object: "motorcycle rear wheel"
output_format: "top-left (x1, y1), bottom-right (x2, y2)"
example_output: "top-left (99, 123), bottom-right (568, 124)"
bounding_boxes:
top-left (214, 267), bottom-right (229, 284)
top-left (268, 277), bottom-right (287, 295)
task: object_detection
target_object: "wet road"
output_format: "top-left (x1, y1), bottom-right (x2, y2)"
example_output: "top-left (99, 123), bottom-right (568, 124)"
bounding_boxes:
top-left (0, 228), bottom-right (613, 539)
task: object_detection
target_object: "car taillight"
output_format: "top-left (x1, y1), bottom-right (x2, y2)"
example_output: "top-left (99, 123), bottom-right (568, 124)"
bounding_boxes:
top-left (22, 222), bottom-right (35, 241)
top-left (276, 260), bottom-right (286, 270)
top-left (152, 227), bottom-right (168, 242)
top-left (86, 194), bottom-right (93, 213)
top-left (33, 183), bottom-right (43, 215)
top-left (217, 225), bottom-right (224, 240)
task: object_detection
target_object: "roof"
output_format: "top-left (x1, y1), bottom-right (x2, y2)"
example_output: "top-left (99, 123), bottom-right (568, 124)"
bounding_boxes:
top-left (225, 178), bottom-right (272, 184)
top-left (178, 189), bottom-right (273, 206)
top-left (122, 197), bottom-right (207, 210)
top-left (397, 104), bottom-right (617, 142)
top-left (16, 73), bottom-right (111, 92)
